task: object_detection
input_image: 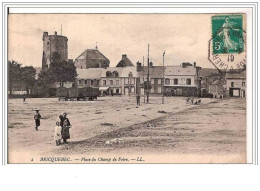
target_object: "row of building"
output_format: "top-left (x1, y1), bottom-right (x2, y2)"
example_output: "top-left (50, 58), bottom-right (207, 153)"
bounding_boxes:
top-left (9, 31), bottom-right (247, 98)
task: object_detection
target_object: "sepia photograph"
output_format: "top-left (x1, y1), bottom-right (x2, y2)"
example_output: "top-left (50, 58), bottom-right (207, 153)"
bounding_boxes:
top-left (7, 11), bottom-right (249, 164)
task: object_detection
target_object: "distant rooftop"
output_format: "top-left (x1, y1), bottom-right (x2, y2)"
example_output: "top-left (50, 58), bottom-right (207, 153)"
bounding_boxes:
top-left (75, 49), bottom-right (109, 61)
top-left (116, 54), bottom-right (134, 67)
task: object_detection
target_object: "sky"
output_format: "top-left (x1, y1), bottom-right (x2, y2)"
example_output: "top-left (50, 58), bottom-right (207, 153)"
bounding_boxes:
top-left (8, 14), bottom-right (215, 68)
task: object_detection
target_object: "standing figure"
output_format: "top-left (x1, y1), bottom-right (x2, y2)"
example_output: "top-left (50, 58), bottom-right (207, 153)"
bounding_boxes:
top-left (34, 109), bottom-right (41, 131)
top-left (190, 97), bottom-right (194, 105)
top-left (59, 112), bottom-right (71, 144)
top-left (186, 97), bottom-right (190, 104)
top-left (54, 121), bottom-right (62, 146)
top-left (136, 93), bottom-right (141, 106)
top-left (23, 96), bottom-right (26, 102)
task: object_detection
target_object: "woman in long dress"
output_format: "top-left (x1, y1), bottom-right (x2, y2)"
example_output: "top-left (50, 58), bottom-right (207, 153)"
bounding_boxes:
top-left (59, 113), bottom-right (71, 144)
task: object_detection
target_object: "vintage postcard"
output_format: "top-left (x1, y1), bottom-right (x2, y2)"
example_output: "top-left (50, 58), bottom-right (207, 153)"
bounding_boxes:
top-left (6, 9), bottom-right (252, 164)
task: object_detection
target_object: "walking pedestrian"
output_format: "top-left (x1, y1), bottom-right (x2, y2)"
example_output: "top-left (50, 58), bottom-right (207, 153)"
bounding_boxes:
top-left (54, 121), bottom-right (62, 146)
top-left (34, 109), bottom-right (41, 131)
top-left (59, 112), bottom-right (71, 144)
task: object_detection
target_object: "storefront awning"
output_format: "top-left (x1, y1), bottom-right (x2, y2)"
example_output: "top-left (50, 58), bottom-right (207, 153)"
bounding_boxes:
top-left (99, 87), bottom-right (109, 91)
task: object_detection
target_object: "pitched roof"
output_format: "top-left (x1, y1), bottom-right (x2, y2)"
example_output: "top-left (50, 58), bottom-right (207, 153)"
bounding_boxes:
top-left (76, 68), bottom-right (104, 79)
top-left (165, 66), bottom-right (196, 76)
top-left (116, 55), bottom-right (134, 67)
top-left (100, 67), bottom-right (137, 77)
top-left (226, 71), bottom-right (246, 79)
top-left (137, 66), bottom-right (164, 79)
top-left (75, 49), bottom-right (109, 61)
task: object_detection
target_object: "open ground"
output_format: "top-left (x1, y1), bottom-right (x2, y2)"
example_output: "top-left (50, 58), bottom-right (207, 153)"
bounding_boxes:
top-left (8, 96), bottom-right (246, 163)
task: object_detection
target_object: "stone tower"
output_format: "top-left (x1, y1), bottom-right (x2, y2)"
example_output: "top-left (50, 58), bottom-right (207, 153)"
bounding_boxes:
top-left (42, 31), bottom-right (68, 70)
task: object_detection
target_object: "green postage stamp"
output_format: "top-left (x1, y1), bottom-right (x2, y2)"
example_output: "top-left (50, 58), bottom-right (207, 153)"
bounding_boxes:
top-left (212, 15), bottom-right (244, 54)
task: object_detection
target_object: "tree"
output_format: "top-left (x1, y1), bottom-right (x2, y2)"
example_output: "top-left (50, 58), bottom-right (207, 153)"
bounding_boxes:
top-left (8, 60), bottom-right (21, 95)
top-left (20, 66), bottom-right (36, 95)
top-left (48, 59), bottom-right (77, 87)
top-left (38, 52), bottom-right (77, 88)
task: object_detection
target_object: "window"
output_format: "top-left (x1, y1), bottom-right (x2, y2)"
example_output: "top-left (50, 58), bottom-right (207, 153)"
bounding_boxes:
top-left (113, 71), bottom-right (119, 77)
top-left (125, 78), bottom-right (129, 84)
top-left (158, 87), bottom-right (162, 93)
top-left (165, 78), bottom-right (170, 85)
top-left (91, 80), bottom-right (94, 86)
top-left (231, 82), bottom-right (234, 87)
top-left (85, 80), bottom-right (87, 85)
top-left (78, 80), bottom-right (81, 85)
top-left (174, 78), bottom-right (178, 85)
top-left (110, 80), bottom-right (113, 85)
top-left (97, 80), bottom-right (100, 85)
top-left (106, 71), bottom-right (112, 77)
top-left (179, 78), bottom-right (185, 85)
top-left (158, 79), bottom-right (161, 84)
top-left (131, 78), bottom-right (135, 84)
top-left (47, 42), bottom-right (49, 45)
top-left (103, 80), bottom-right (106, 85)
top-left (116, 89), bottom-right (120, 94)
top-left (116, 80), bottom-right (119, 85)
top-left (186, 78), bottom-right (191, 85)
top-left (242, 82), bottom-right (245, 87)
top-left (151, 79), bottom-right (154, 84)
top-left (151, 87), bottom-right (154, 93)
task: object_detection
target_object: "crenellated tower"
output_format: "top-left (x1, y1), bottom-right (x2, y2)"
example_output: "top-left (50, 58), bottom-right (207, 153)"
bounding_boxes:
top-left (42, 31), bottom-right (68, 70)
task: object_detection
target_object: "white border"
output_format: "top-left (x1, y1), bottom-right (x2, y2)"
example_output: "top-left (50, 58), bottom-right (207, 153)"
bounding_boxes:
top-left (3, 3), bottom-right (255, 164)
top-left (0, 2), bottom-right (259, 191)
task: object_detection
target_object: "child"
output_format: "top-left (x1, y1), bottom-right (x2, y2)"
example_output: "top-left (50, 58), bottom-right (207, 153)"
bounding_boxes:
top-left (34, 109), bottom-right (41, 131)
top-left (54, 121), bottom-right (62, 146)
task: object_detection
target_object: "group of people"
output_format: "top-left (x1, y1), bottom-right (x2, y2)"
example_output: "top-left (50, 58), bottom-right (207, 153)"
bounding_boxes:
top-left (186, 97), bottom-right (201, 105)
top-left (34, 110), bottom-right (71, 146)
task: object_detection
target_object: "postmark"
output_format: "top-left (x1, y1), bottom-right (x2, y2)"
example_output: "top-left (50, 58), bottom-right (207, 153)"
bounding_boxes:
top-left (208, 14), bottom-right (247, 71)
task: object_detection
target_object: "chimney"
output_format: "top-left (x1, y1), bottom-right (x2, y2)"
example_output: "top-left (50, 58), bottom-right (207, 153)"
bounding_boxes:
top-left (194, 62), bottom-right (196, 68)
top-left (122, 54), bottom-right (127, 59)
top-left (136, 61), bottom-right (142, 72)
top-left (54, 31), bottom-right (57, 35)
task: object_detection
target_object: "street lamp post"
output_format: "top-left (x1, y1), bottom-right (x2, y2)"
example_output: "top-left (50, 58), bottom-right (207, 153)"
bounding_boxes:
top-left (162, 51), bottom-right (165, 104)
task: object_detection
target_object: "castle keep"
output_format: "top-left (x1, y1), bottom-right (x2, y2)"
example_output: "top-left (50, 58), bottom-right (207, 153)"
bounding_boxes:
top-left (42, 31), bottom-right (68, 70)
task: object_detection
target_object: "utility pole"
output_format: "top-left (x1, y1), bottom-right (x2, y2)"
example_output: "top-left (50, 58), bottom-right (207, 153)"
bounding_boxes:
top-left (143, 56), bottom-right (145, 103)
top-left (162, 51), bottom-right (165, 104)
top-left (147, 44), bottom-right (150, 103)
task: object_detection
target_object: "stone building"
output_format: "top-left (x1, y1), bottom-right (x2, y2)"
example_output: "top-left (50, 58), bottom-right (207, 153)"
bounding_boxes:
top-left (136, 62), bottom-right (199, 96)
top-left (74, 47), bottom-right (110, 69)
top-left (42, 31), bottom-right (68, 70)
top-left (163, 63), bottom-right (199, 96)
top-left (208, 78), bottom-right (226, 98)
top-left (100, 67), bottom-right (137, 95)
top-left (76, 68), bottom-right (103, 88)
top-left (226, 71), bottom-right (246, 97)
top-left (136, 62), bottom-right (164, 95)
